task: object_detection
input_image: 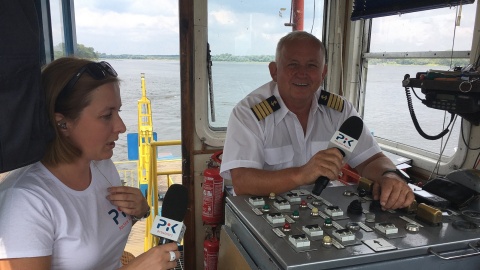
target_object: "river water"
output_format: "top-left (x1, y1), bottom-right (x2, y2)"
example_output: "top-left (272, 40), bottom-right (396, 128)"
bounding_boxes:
top-left (106, 59), bottom-right (460, 163)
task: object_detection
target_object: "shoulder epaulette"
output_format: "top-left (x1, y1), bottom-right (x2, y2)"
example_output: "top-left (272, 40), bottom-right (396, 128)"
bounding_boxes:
top-left (251, 95), bottom-right (281, 121)
top-left (318, 90), bottom-right (344, 112)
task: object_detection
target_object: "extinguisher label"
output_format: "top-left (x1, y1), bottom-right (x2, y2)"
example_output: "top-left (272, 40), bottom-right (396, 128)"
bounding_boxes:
top-left (202, 175), bottom-right (224, 224)
top-left (204, 248), bottom-right (219, 270)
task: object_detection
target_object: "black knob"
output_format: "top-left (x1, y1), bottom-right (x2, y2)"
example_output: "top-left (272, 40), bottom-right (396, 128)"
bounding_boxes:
top-left (369, 200), bottom-right (382, 212)
top-left (347, 199), bottom-right (363, 215)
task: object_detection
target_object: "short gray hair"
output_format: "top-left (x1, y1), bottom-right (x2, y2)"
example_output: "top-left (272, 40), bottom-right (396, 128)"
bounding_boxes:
top-left (275, 31), bottom-right (326, 62)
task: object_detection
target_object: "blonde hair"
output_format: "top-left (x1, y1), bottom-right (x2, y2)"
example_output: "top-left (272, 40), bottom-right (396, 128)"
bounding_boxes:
top-left (41, 57), bottom-right (119, 166)
top-left (275, 31), bottom-right (326, 62)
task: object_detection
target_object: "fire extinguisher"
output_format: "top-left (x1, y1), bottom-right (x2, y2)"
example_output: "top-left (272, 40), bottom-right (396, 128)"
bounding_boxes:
top-left (203, 231), bottom-right (219, 270)
top-left (202, 150), bottom-right (224, 225)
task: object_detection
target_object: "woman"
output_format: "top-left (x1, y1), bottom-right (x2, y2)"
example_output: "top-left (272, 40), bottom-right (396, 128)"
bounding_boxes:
top-left (0, 57), bottom-right (180, 269)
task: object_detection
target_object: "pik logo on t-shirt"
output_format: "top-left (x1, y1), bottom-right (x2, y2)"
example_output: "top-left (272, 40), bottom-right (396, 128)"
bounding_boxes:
top-left (108, 207), bottom-right (130, 230)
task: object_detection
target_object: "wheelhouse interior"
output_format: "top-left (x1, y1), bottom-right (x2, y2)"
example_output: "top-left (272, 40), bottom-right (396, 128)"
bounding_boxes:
top-left (5, 0), bottom-right (480, 269)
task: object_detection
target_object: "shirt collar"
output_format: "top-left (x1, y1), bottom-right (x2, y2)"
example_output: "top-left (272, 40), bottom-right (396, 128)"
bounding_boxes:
top-left (271, 82), bottom-right (324, 126)
top-left (272, 83), bottom-right (289, 126)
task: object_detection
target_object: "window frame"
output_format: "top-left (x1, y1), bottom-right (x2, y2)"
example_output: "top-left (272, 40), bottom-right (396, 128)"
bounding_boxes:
top-left (357, 13), bottom-right (474, 175)
top-left (194, 0), bottom-right (476, 172)
top-left (196, 0), bottom-right (329, 147)
top-left (38, 0), bottom-right (77, 63)
top-left (193, 0), bottom-right (227, 148)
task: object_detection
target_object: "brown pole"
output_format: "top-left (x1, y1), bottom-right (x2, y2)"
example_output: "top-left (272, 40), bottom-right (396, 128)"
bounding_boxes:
top-left (292, 0), bottom-right (304, 31)
top-left (178, 0), bottom-right (196, 268)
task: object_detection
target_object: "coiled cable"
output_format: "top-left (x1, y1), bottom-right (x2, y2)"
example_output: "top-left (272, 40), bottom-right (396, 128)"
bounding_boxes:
top-left (403, 74), bottom-right (454, 140)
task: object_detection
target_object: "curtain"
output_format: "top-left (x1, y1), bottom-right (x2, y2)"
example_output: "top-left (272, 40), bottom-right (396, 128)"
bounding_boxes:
top-left (351, 0), bottom-right (475, 21)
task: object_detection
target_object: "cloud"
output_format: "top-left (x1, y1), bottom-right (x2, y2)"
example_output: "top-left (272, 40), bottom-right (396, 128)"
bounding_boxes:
top-left (72, 0), bottom-right (179, 55)
top-left (210, 10), bottom-right (237, 25)
top-left (68, 0), bottom-right (325, 55)
top-left (206, 1), bottom-right (324, 56)
top-left (370, 7), bottom-right (475, 52)
top-left (62, 0), bottom-right (473, 56)
top-left (74, 0), bottom-right (177, 16)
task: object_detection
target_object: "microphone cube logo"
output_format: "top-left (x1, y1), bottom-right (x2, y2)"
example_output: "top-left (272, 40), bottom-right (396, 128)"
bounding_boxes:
top-left (332, 131), bottom-right (358, 151)
top-left (157, 218), bottom-right (178, 233)
top-left (151, 215), bottom-right (186, 243)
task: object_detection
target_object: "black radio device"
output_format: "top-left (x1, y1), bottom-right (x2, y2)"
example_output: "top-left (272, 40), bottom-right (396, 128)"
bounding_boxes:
top-left (403, 71), bottom-right (480, 126)
top-left (422, 90), bottom-right (480, 114)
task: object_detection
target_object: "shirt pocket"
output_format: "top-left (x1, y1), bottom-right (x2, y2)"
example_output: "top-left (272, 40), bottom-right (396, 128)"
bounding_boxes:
top-left (264, 145), bottom-right (294, 167)
top-left (311, 141), bottom-right (328, 155)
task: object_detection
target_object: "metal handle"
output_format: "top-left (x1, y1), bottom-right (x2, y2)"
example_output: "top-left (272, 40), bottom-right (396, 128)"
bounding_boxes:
top-left (428, 242), bottom-right (480, 260)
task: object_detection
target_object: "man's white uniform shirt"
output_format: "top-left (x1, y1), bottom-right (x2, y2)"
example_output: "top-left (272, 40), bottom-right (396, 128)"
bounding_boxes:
top-left (220, 81), bottom-right (381, 181)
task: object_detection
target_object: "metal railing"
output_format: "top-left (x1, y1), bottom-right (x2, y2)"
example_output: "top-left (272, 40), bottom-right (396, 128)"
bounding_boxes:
top-left (113, 160), bottom-right (137, 186)
top-left (145, 140), bottom-right (182, 251)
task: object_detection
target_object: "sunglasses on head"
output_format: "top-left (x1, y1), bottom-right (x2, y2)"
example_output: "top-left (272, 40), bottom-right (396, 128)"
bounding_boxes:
top-left (60, 61), bottom-right (118, 96)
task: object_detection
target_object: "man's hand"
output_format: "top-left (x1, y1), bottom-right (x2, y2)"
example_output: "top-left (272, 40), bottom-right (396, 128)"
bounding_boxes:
top-left (372, 174), bottom-right (414, 210)
top-left (231, 148), bottom-right (344, 196)
top-left (299, 148), bottom-right (344, 186)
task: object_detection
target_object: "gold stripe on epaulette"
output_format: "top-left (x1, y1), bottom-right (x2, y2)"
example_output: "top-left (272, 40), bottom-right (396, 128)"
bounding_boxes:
top-left (318, 90), bottom-right (344, 112)
top-left (251, 95), bottom-right (281, 121)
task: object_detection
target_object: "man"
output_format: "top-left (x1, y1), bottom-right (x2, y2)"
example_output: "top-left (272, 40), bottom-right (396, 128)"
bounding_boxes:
top-left (220, 31), bottom-right (414, 210)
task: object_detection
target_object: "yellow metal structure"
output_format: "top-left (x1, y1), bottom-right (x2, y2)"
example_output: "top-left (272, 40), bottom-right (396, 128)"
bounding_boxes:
top-left (144, 140), bottom-right (182, 250)
top-left (136, 73), bottom-right (156, 251)
top-left (113, 160), bottom-right (137, 186)
top-left (137, 73), bottom-right (155, 191)
top-left (135, 73), bottom-right (183, 251)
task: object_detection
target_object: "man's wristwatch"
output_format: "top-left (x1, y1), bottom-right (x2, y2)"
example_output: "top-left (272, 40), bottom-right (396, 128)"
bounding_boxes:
top-left (132, 208), bottom-right (151, 221)
top-left (382, 169), bottom-right (410, 182)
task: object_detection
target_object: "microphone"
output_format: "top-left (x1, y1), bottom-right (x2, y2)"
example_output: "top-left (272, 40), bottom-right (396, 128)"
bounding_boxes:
top-left (311, 116), bottom-right (364, 196)
top-left (150, 184), bottom-right (188, 244)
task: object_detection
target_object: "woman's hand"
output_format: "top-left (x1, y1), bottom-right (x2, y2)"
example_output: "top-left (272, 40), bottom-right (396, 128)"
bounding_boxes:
top-left (121, 243), bottom-right (180, 270)
top-left (107, 186), bottom-right (149, 218)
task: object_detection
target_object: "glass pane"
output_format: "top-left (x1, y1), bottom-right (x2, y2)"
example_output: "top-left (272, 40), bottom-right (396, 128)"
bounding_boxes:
top-left (363, 64), bottom-right (463, 157)
top-left (72, 1), bottom-right (181, 162)
top-left (208, 0), bottom-right (325, 128)
top-left (370, 5), bottom-right (476, 52)
top-left (50, 0), bottom-right (65, 59)
top-left (364, 5), bottom-right (476, 157)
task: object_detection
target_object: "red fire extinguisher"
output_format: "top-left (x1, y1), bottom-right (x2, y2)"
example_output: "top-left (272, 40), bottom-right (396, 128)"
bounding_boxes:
top-left (203, 232), bottom-right (219, 270)
top-left (202, 151), bottom-right (224, 225)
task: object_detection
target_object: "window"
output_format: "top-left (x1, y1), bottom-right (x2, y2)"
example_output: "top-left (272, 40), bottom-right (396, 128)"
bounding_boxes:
top-left (49, 0), bottom-right (66, 59)
top-left (207, 0), bottom-right (325, 128)
top-left (362, 5), bottom-right (475, 157)
top-left (71, 0), bottom-right (181, 161)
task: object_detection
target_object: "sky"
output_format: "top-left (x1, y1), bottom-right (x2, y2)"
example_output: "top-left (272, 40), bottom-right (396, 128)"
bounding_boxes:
top-left (50, 0), bottom-right (476, 56)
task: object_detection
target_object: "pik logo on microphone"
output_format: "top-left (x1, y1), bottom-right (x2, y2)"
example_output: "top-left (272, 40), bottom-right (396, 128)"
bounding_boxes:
top-left (336, 133), bottom-right (354, 147)
top-left (331, 131), bottom-right (358, 151)
top-left (150, 215), bottom-right (186, 243)
top-left (157, 218), bottom-right (178, 233)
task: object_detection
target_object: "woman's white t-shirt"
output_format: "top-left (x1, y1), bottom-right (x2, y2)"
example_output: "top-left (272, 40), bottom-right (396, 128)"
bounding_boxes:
top-left (0, 159), bottom-right (132, 270)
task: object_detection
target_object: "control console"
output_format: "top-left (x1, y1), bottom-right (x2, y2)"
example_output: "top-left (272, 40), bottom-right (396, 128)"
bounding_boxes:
top-left (223, 183), bottom-right (480, 269)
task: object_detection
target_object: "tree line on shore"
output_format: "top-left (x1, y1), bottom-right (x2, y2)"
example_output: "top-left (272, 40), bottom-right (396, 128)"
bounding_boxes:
top-left (55, 43), bottom-right (469, 67)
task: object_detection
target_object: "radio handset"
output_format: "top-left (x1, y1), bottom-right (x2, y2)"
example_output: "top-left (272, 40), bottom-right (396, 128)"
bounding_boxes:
top-left (402, 74), bottom-right (454, 140)
top-left (403, 71), bottom-right (480, 126)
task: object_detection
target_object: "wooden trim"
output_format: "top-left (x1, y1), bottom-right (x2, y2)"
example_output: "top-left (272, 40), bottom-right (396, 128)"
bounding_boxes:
top-left (179, 0), bottom-right (196, 268)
